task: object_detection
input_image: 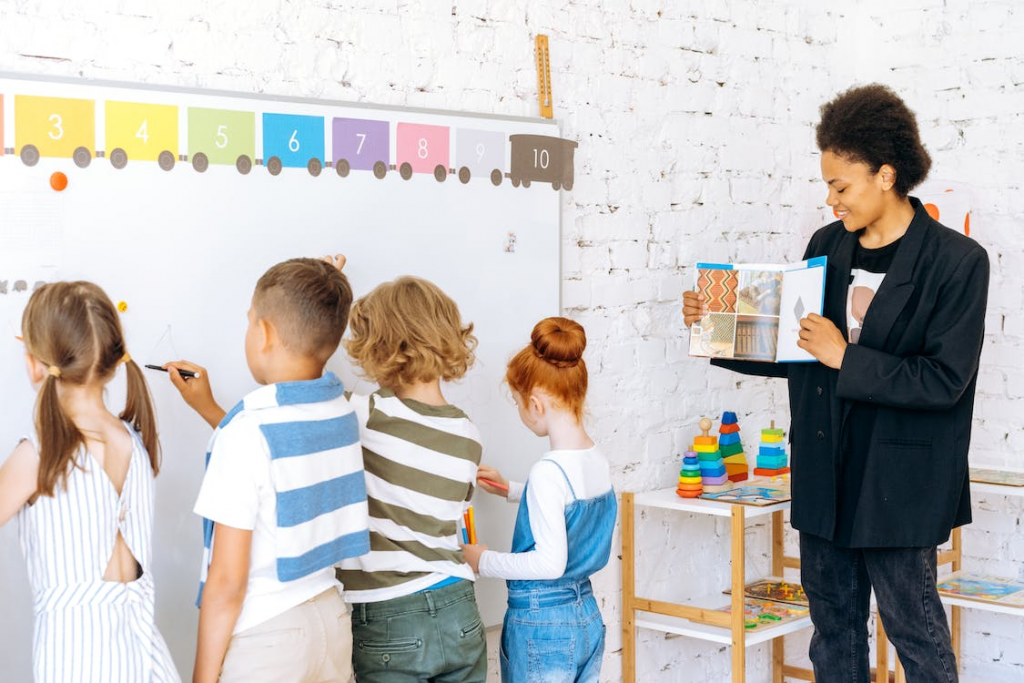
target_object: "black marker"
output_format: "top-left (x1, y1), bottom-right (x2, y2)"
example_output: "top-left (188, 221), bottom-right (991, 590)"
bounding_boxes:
top-left (144, 364), bottom-right (200, 379)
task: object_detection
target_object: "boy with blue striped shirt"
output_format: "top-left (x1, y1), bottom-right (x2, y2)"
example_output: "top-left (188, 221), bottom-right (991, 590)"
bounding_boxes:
top-left (165, 258), bottom-right (369, 683)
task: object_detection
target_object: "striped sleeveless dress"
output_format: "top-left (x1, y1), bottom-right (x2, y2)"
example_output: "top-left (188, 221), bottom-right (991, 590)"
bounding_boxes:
top-left (17, 423), bottom-right (180, 683)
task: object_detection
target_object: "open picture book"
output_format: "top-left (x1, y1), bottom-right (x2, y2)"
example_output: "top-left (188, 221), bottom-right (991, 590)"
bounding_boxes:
top-left (688, 257), bottom-right (828, 363)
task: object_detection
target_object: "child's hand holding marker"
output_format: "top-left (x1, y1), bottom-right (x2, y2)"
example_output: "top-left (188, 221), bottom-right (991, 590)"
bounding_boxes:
top-left (460, 540), bottom-right (487, 574)
top-left (161, 361), bottom-right (227, 429)
top-left (477, 464), bottom-right (510, 498)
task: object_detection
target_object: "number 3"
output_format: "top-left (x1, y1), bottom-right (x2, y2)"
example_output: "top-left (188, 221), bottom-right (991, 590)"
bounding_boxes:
top-left (48, 114), bottom-right (64, 141)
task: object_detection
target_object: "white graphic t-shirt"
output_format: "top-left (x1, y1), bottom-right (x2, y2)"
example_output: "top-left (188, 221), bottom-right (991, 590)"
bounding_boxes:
top-left (847, 238), bottom-right (902, 344)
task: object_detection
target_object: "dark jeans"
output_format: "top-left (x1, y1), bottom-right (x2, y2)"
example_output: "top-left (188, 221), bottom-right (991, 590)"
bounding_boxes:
top-left (800, 532), bottom-right (958, 683)
top-left (350, 580), bottom-right (487, 683)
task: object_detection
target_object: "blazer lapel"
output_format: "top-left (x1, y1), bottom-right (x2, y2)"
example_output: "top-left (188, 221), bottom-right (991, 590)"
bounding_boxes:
top-left (825, 230), bottom-right (857, 341)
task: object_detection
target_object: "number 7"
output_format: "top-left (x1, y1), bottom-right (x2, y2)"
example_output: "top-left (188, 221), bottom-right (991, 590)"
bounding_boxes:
top-left (356, 133), bottom-right (366, 155)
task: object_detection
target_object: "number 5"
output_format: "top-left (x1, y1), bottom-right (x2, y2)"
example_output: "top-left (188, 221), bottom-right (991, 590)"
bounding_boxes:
top-left (215, 125), bottom-right (229, 149)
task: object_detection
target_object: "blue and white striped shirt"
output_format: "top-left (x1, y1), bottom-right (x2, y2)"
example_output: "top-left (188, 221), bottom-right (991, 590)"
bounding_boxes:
top-left (193, 372), bottom-right (370, 632)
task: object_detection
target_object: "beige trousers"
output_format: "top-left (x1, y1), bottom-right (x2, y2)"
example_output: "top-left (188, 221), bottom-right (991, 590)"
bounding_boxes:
top-left (220, 588), bottom-right (353, 683)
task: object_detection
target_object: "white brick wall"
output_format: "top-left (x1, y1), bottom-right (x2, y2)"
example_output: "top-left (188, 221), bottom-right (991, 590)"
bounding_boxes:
top-left (1, 1), bottom-right (1021, 681)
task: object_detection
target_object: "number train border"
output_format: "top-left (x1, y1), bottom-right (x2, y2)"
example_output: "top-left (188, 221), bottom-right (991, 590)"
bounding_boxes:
top-left (0, 84), bottom-right (577, 190)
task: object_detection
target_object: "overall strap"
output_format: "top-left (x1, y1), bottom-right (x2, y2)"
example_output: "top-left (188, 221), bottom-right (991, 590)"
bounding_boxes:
top-left (540, 459), bottom-right (577, 501)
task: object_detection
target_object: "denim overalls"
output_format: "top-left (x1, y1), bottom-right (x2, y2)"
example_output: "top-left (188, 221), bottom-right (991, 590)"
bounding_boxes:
top-left (499, 460), bottom-right (617, 683)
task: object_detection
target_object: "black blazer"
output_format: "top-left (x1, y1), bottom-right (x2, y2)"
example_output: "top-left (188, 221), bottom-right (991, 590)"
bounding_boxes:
top-left (714, 198), bottom-right (989, 546)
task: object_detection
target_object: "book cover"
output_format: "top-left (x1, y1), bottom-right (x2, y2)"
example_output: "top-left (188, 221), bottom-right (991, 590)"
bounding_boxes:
top-left (689, 257), bottom-right (827, 363)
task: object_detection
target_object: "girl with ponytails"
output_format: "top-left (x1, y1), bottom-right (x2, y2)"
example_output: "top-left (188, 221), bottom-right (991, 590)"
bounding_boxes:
top-left (0, 281), bottom-right (180, 683)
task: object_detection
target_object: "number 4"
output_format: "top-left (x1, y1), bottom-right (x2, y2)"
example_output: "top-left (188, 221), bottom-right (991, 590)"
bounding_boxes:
top-left (135, 120), bottom-right (149, 144)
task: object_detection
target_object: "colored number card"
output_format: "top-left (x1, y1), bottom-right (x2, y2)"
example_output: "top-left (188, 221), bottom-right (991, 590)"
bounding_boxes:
top-left (105, 101), bottom-right (179, 165)
top-left (188, 108), bottom-right (256, 168)
top-left (332, 117), bottom-right (389, 173)
top-left (689, 257), bottom-right (827, 363)
top-left (14, 95), bottom-right (95, 161)
top-left (263, 113), bottom-right (325, 170)
top-left (396, 122), bottom-right (449, 176)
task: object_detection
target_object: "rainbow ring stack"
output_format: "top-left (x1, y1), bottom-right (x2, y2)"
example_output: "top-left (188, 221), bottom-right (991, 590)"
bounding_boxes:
top-left (694, 417), bottom-right (732, 493)
top-left (677, 449), bottom-right (703, 498)
top-left (754, 420), bottom-right (789, 476)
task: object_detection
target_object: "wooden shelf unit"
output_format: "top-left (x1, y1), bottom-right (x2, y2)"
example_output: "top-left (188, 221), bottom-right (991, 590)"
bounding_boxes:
top-left (621, 488), bottom-right (814, 683)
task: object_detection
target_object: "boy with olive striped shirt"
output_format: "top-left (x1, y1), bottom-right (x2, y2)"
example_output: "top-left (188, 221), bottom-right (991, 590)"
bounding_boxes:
top-left (335, 276), bottom-right (487, 682)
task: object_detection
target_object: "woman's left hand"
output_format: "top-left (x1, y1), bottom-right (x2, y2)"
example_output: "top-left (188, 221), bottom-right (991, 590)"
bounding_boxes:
top-left (460, 543), bottom-right (488, 573)
top-left (797, 313), bottom-right (848, 369)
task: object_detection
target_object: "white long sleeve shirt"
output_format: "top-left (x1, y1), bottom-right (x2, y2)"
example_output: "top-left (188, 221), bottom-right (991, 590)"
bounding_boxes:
top-left (478, 447), bottom-right (612, 581)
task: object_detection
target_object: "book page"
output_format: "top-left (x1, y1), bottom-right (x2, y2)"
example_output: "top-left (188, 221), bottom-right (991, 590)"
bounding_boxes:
top-left (689, 263), bottom-right (784, 362)
top-left (776, 260), bottom-right (827, 362)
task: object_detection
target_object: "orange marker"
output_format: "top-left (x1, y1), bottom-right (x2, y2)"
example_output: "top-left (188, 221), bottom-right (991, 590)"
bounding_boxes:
top-left (479, 477), bottom-right (509, 493)
top-left (50, 172), bottom-right (68, 192)
top-left (466, 505), bottom-right (477, 545)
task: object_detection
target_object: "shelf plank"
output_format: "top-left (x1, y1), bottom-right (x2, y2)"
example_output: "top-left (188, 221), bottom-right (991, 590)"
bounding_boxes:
top-left (635, 609), bottom-right (812, 646)
top-left (939, 594), bottom-right (1024, 616)
top-left (633, 487), bottom-right (791, 518)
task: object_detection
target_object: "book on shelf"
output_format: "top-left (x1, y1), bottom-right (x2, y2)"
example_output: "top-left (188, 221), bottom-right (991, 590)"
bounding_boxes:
top-left (715, 596), bottom-right (810, 631)
top-left (723, 577), bottom-right (809, 607)
top-left (936, 571), bottom-right (1024, 608)
top-left (689, 257), bottom-right (827, 363)
top-left (969, 467), bottom-right (1024, 487)
top-left (698, 478), bottom-right (791, 506)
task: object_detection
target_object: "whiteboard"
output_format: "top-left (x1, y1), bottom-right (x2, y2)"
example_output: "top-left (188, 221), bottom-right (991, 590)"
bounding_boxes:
top-left (0, 72), bottom-right (563, 678)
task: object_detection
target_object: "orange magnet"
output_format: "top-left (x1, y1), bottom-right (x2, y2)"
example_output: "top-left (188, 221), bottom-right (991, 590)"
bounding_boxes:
top-left (50, 172), bottom-right (68, 192)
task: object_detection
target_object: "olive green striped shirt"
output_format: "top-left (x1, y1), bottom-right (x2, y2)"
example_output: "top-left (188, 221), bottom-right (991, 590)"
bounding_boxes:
top-left (337, 389), bottom-right (482, 602)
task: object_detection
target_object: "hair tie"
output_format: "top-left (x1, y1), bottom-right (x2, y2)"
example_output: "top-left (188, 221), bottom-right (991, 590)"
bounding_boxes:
top-left (530, 346), bottom-right (579, 369)
top-left (121, 352), bottom-right (132, 365)
top-left (47, 365), bottom-right (62, 379)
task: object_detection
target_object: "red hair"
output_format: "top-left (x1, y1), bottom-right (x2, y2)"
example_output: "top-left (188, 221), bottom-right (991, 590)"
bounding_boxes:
top-left (506, 317), bottom-right (587, 421)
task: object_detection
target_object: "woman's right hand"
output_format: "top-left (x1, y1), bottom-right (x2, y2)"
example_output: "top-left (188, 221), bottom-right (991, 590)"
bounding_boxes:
top-left (476, 464), bottom-right (509, 498)
top-left (164, 361), bottom-right (226, 429)
top-left (682, 290), bottom-right (707, 327)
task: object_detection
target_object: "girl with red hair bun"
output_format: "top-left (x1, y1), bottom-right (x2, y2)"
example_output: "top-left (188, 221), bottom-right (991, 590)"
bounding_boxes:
top-left (461, 317), bottom-right (616, 683)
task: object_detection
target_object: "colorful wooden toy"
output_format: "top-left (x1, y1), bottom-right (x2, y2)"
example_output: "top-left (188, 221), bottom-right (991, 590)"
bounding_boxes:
top-left (691, 417), bottom-right (734, 495)
top-left (719, 410), bottom-right (749, 482)
top-left (755, 420), bottom-right (789, 476)
top-left (677, 449), bottom-right (704, 498)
